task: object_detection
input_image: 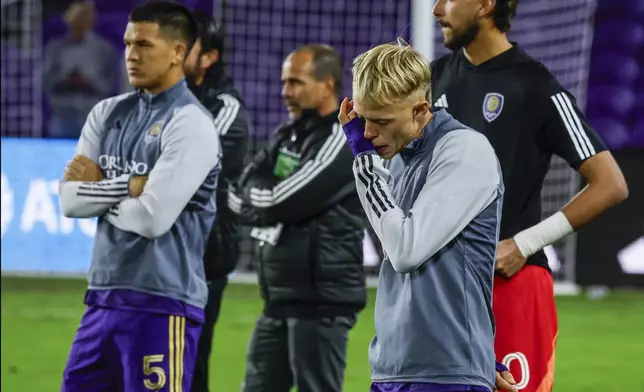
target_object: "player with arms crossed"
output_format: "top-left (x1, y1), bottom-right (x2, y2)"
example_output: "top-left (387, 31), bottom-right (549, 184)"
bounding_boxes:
top-left (339, 41), bottom-right (516, 392)
top-left (431, 1), bottom-right (629, 391)
top-left (58, 2), bottom-right (221, 391)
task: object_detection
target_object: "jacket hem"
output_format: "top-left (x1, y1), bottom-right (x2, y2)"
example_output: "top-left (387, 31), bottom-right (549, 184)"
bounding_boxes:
top-left (263, 303), bottom-right (364, 319)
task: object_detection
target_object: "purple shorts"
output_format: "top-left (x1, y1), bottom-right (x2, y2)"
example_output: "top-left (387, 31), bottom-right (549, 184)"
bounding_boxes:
top-left (370, 383), bottom-right (491, 392)
top-left (61, 305), bottom-right (202, 392)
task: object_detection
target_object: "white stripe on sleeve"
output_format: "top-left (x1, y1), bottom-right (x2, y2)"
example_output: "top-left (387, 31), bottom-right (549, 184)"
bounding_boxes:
top-left (213, 93), bottom-right (240, 136)
top-left (249, 123), bottom-right (346, 208)
top-left (560, 93), bottom-right (595, 156)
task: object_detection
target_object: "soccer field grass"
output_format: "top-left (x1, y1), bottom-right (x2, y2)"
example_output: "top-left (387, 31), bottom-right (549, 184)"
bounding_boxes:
top-left (2, 277), bottom-right (643, 392)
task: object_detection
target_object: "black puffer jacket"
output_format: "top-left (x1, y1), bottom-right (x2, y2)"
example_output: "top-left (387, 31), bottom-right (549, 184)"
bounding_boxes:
top-left (229, 109), bottom-right (367, 318)
top-left (189, 66), bottom-right (249, 281)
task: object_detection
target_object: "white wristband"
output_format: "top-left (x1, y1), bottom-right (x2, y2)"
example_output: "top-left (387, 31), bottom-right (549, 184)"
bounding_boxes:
top-left (513, 211), bottom-right (574, 258)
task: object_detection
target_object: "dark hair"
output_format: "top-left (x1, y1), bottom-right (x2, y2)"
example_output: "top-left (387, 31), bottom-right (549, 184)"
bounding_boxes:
top-left (296, 44), bottom-right (344, 95)
top-left (193, 11), bottom-right (224, 55)
top-left (493, 0), bottom-right (519, 33)
top-left (129, 1), bottom-right (198, 52)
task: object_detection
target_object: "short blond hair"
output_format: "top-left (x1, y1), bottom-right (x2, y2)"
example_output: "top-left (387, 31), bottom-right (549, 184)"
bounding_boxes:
top-left (352, 39), bottom-right (431, 109)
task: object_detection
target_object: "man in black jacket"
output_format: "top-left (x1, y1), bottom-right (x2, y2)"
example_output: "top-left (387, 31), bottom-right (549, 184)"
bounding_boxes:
top-left (184, 11), bottom-right (249, 392)
top-left (228, 44), bottom-right (367, 392)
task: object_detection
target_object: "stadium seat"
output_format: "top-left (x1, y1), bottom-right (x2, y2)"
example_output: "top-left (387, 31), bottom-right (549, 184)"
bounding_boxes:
top-left (632, 90), bottom-right (644, 117)
top-left (587, 85), bottom-right (635, 120)
top-left (588, 117), bottom-right (632, 150)
top-left (589, 52), bottom-right (640, 86)
top-left (587, 0), bottom-right (644, 148)
top-left (593, 21), bottom-right (644, 54)
top-left (629, 119), bottom-right (644, 148)
top-left (596, 0), bottom-right (643, 17)
top-left (95, 13), bottom-right (130, 50)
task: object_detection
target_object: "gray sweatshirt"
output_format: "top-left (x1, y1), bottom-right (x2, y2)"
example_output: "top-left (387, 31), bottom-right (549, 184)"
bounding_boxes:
top-left (58, 80), bottom-right (221, 320)
top-left (353, 109), bottom-right (503, 390)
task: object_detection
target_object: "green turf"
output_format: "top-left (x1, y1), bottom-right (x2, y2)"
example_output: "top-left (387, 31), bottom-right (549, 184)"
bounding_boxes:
top-left (2, 276), bottom-right (644, 391)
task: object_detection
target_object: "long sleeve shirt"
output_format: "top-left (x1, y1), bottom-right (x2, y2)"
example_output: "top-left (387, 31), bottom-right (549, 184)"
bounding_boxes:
top-left (359, 109), bottom-right (503, 390)
top-left (58, 80), bottom-right (221, 317)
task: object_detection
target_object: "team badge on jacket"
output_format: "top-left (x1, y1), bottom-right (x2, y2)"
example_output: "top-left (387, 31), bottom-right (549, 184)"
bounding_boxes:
top-left (145, 123), bottom-right (163, 143)
top-left (482, 93), bottom-right (504, 122)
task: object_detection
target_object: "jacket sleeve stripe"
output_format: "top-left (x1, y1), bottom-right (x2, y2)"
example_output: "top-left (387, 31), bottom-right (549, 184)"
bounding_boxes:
top-left (213, 93), bottom-right (240, 136)
top-left (366, 154), bottom-right (395, 210)
top-left (355, 154), bottom-right (394, 215)
top-left (355, 158), bottom-right (384, 218)
top-left (249, 123), bottom-right (346, 207)
top-left (250, 124), bottom-right (344, 201)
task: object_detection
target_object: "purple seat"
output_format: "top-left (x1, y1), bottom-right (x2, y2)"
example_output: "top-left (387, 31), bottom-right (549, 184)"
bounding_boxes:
top-left (597, 0), bottom-right (644, 18)
top-left (593, 21), bottom-right (644, 54)
top-left (95, 13), bottom-right (130, 50)
top-left (632, 91), bottom-right (644, 118)
top-left (94, 0), bottom-right (207, 14)
top-left (589, 52), bottom-right (640, 86)
top-left (589, 117), bottom-right (632, 150)
top-left (635, 73), bottom-right (644, 91)
top-left (587, 86), bottom-right (636, 120)
top-left (629, 119), bottom-right (644, 148)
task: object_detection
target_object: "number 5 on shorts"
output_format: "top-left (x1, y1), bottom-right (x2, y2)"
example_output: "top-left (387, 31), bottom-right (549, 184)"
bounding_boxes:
top-left (143, 354), bottom-right (167, 390)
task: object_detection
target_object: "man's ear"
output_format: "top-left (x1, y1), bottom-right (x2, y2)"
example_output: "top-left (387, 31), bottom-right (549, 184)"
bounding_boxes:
top-left (413, 101), bottom-right (430, 118)
top-left (479, 0), bottom-right (496, 19)
top-left (173, 42), bottom-right (188, 65)
top-left (200, 49), bottom-right (220, 70)
top-left (322, 75), bottom-right (336, 98)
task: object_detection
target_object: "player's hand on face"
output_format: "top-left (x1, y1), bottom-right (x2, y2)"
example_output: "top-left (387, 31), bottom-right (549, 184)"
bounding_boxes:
top-left (495, 370), bottom-right (517, 392)
top-left (63, 155), bottom-right (104, 182)
top-left (495, 238), bottom-right (527, 278)
top-left (338, 97), bottom-right (375, 157)
top-left (129, 175), bottom-right (149, 198)
top-left (338, 97), bottom-right (358, 126)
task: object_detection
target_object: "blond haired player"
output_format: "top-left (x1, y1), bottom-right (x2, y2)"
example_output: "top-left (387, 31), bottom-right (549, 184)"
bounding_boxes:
top-left (339, 40), bottom-right (516, 392)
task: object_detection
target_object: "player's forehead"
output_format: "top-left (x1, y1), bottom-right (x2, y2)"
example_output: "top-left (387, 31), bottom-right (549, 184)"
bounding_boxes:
top-left (353, 101), bottom-right (400, 120)
top-left (124, 21), bottom-right (162, 41)
top-left (281, 51), bottom-right (314, 78)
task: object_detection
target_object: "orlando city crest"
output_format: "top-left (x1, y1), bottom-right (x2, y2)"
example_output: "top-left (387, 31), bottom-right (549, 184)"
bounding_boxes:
top-left (482, 93), bottom-right (504, 122)
top-left (145, 123), bottom-right (163, 143)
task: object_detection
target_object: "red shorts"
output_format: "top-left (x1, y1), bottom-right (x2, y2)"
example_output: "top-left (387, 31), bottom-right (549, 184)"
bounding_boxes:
top-left (493, 265), bottom-right (558, 392)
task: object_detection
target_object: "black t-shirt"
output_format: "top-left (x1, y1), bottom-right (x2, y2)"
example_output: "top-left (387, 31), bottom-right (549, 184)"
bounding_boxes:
top-left (431, 44), bottom-right (607, 270)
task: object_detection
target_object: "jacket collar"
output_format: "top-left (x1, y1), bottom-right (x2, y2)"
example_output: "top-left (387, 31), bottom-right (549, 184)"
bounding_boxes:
top-left (400, 109), bottom-right (451, 161)
top-left (138, 79), bottom-right (187, 105)
top-left (290, 108), bottom-right (339, 132)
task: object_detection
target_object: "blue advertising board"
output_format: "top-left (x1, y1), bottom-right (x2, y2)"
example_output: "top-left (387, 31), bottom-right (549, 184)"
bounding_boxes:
top-left (0, 138), bottom-right (385, 276)
top-left (1, 138), bottom-right (96, 274)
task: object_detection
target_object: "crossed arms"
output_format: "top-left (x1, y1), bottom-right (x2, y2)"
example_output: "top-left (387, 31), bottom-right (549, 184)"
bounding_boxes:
top-left (58, 100), bottom-right (221, 239)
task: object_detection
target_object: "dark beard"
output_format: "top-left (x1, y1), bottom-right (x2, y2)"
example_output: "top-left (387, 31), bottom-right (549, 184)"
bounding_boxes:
top-left (444, 22), bottom-right (480, 51)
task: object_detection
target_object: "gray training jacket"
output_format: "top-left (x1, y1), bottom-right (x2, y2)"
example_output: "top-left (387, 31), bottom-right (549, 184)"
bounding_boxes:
top-left (353, 109), bottom-right (504, 390)
top-left (59, 79), bottom-right (221, 321)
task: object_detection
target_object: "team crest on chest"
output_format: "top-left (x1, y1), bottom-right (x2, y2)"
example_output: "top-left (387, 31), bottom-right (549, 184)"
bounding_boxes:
top-left (145, 123), bottom-right (163, 143)
top-left (482, 93), bottom-right (504, 123)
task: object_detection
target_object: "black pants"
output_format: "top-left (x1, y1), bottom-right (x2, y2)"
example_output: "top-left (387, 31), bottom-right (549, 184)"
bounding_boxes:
top-left (241, 314), bottom-right (357, 392)
top-left (191, 276), bottom-right (228, 392)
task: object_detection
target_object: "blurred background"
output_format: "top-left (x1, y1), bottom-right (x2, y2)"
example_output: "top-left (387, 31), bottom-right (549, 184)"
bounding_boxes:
top-left (1, 0), bottom-right (643, 391)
